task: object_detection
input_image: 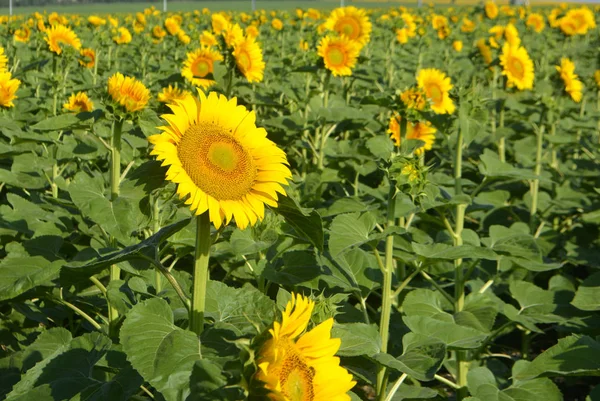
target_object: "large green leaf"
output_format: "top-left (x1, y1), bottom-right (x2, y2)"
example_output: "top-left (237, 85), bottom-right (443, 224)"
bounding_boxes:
top-left (571, 272), bottom-right (600, 311)
top-left (332, 323), bottom-right (381, 357)
top-left (121, 298), bottom-right (201, 401)
top-left (329, 212), bottom-right (377, 257)
top-left (273, 195), bottom-right (324, 252)
top-left (0, 256), bottom-right (63, 301)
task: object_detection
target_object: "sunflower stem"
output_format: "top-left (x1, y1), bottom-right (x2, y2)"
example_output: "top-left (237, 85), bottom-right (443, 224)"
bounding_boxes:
top-left (454, 126), bottom-right (468, 401)
top-left (190, 211), bottom-right (212, 336)
top-left (51, 162), bottom-right (59, 198)
top-left (376, 181), bottom-right (396, 398)
top-left (530, 122), bottom-right (544, 234)
top-left (153, 194), bottom-right (162, 294)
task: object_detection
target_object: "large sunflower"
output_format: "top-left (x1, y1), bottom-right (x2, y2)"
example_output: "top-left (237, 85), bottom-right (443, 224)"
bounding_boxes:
top-left (317, 35), bottom-right (360, 77)
top-left (388, 115), bottom-right (436, 155)
top-left (0, 72), bottom-right (20, 108)
top-left (325, 6), bottom-right (372, 47)
top-left (499, 43), bottom-right (534, 91)
top-left (107, 72), bottom-right (150, 113)
top-left (181, 47), bottom-right (223, 89)
top-left (233, 37), bottom-right (265, 83)
top-left (416, 68), bottom-right (455, 114)
top-left (148, 91), bottom-right (291, 229)
top-left (254, 293), bottom-right (356, 401)
top-left (556, 58), bottom-right (583, 103)
top-left (44, 24), bottom-right (82, 55)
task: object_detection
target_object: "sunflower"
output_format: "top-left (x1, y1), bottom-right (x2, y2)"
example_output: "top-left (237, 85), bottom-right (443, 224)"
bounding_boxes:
top-left (594, 70), bottom-right (600, 89)
top-left (200, 30), bottom-right (218, 47)
top-left (299, 39), bottom-right (309, 51)
top-left (246, 25), bottom-right (259, 39)
top-left (107, 72), bottom-right (150, 113)
top-left (148, 91), bottom-right (291, 229)
top-left (565, 7), bottom-right (596, 35)
top-left (325, 6), bottom-right (372, 47)
top-left (0, 46), bottom-right (7, 73)
top-left (181, 47), bottom-right (223, 89)
top-left (211, 13), bottom-right (228, 34)
top-left (152, 25), bottom-right (167, 40)
top-left (222, 22), bottom-right (244, 47)
top-left (45, 24), bottom-right (82, 55)
top-left (254, 293), bottom-right (355, 401)
top-left (271, 18), bottom-right (283, 31)
top-left (177, 30), bottom-right (191, 45)
top-left (504, 23), bottom-right (520, 47)
top-left (0, 72), bottom-right (20, 108)
top-left (416, 68), bottom-right (455, 114)
top-left (556, 58), bottom-right (583, 103)
top-left (157, 85), bottom-right (191, 104)
top-left (452, 40), bottom-right (463, 52)
top-left (477, 39), bottom-right (493, 66)
top-left (165, 17), bottom-right (181, 35)
top-left (499, 43), bottom-right (534, 91)
top-left (317, 35), bottom-right (360, 77)
top-left (461, 18), bottom-right (476, 33)
top-left (63, 92), bottom-right (94, 112)
top-left (14, 26), bottom-right (31, 43)
top-left (485, 1), bottom-right (498, 19)
top-left (113, 27), bottom-right (132, 44)
top-left (233, 37), bottom-right (266, 83)
top-left (388, 115), bottom-right (436, 155)
top-left (396, 28), bottom-right (409, 44)
top-left (526, 13), bottom-right (545, 33)
top-left (558, 16), bottom-right (578, 36)
top-left (88, 16), bottom-right (106, 27)
top-left (400, 87), bottom-right (426, 110)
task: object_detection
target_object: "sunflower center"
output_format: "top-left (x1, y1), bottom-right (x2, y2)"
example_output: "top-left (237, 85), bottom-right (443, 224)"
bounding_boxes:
top-left (177, 123), bottom-right (256, 201)
top-left (326, 47), bottom-right (346, 66)
top-left (192, 58), bottom-right (211, 78)
top-left (427, 83), bottom-right (443, 104)
top-left (279, 350), bottom-right (315, 401)
top-left (337, 17), bottom-right (360, 39)
top-left (236, 50), bottom-right (251, 71)
top-left (509, 57), bottom-right (525, 79)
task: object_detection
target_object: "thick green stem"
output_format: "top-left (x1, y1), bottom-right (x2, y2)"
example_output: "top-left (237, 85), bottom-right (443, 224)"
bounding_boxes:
top-left (454, 128), bottom-right (468, 400)
top-left (153, 195), bottom-right (162, 293)
top-left (377, 182), bottom-right (396, 398)
top-left (498, 102), bottom-right (505, 162)
top-left (51, 163), bottom-right (59, 198)
top-left (530, 124), bottom-right (544, 232)
top-left (190, 212), bottom-right (212, 336)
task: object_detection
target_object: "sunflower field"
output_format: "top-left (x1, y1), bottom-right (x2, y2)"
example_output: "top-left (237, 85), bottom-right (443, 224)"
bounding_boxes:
top-left (0, 2), bottom-right (600, 400)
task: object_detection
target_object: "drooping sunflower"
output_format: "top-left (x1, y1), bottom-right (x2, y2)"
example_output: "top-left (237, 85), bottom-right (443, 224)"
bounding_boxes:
top-left (556, 58), bottom-right (583, 103)
top-left (113, 27), bottom-right (132, 45)
top-left (157, 85), bottom-right (191, 104)
top-left (388, 115), bottom-right (436, 155)
top-left (45, 24), bottom-right (82, 55)
top-left (148, 91), bottom-right (291, 229)
top-left (0, 46), bottom-right (7, 73)
top-left (233, 37), bottom-right (266, 83)
top-left (416, 68), bottom-right (455, 115)
top-left (499, 43), bottom-right (534, 91)
top-left (325, 6), bottom-right (372, 48)
top-left (181, 47), bottom-right (223, 89)
top-left (14, 26), bottom-right (31, 43)
top-left (317, 35), bottom-right (360, 77)
top-left (63, 92), bottom-right (94, 112)
top-left (254, 293), bottom-right (356, 401)
top-left (0, 72), bottom-right (21, 108)
top-left (78, 48), bottom-right (96, 68)
top-left (107, 72), bottom-right (150, 113)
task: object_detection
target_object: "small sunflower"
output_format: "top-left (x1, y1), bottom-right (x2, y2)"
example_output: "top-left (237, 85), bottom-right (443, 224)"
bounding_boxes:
top-left (157, 85), bottom-right (191, 104)
top-left (299, 39), bottom-right (309, 51)
top-left (254, 293), bottom-right (356, 401)
top-left (165, 16), bottom-right (180, 35)
top-left (0, 72), bottom-right (20, 108)
top-left (504, 23), bottom-right (520, 47)
top-left (63, 92), bottom-right (94, 112)
top-left (177, 30), bottom-right (191, 45)
top-left (0, 46), bottom-right (7, 73)
top-left (396, 28), bottom-right (409, 44)
top-left (148, 91), bottom-right (291, 229)
top-left (107, 72), bottom-right (150, 113)
top-left (556, 58), bottom-right (583, 103)
top-left (45, 24), bottom-right (82, 55)
top-left (271, 18), bottom-right (283, 31)
top-left (88, 16), bottom-right (106, 27)
top-left (211, 13), bottom-right (228, 34)
top-left (246, 25), bottom-right (259, 39)
top-left (485, 1), bottom-right (499, 19)
top-left (416, 68), bottom-right (455, 114)
top-left (499, 43), bottom-right (534, 91)
top-left (222, 22), bottom-right (244, 47)
top-left (14, 26), bottom-right (31, 43)
top-left (526, 13), bottom-right (545, 32)
top-left (200, 30), bottom-right (218, 47)
top-left (153, 25), bottom-right (167, 40)
top-left (476, 39), bottom-right (493, 66)
top-left (317, 35), bottom-right (360, 77)
top-left (452, 40), bottom-right (463, 52)
top-left (113, 27), bottom-right (132, 44)
top-left (78, 48), bottom-right (95, 68)
top-left (400, 87), bottom-right (427, 111)
top-left (233, 36), bottom-right (266, 83)
top-left (388, 115), bottom-right (436, 155)
top-left (325, 6), bottom-right (372, 47)
top-left (594, 70), bottom-right (600, 89)
top-left (181, 47), bottom-right (223, 89)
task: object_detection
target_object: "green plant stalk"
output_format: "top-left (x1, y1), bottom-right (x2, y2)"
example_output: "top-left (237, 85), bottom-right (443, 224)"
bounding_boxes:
top-left (377, 182), bottom-right (396, 398)
top-left (597, 90), bottom-right (600, 145)
top-left (454, 128), bottom-right (468, 400)
top-left (153, 195), bottom-right (162, 294)
top-left (530, 123), bottom-right (544, 232)
top-left (108, 118), bottom-right (124, 330)
top-left (93, 49), bottom-right (99, 85)
top-left (51, 162), bottom-right (59, 198)
top-left (190, 211), bottom-right (211, 336)
top-left (498, 101), bottom-right (505, 162)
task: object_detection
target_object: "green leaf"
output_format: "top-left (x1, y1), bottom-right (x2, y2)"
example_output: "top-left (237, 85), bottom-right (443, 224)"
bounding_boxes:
top-left (514, 335), bottom-right (600, 380)
top-left (478, 149), bottom-right (541, 181)
top-left (332, 323), bottom-right (381, 357)
top-left (329, 212), bottom-right (377, 257)
top-left (412, 243), bottom-right (498, 261)
top-left (187, 359), bottom-right (244, 401)
top-left (30, 114), bottom-right (82, 131)
top-left (274, 195), bottom-right (324, 252)
top-left (571, 272), bottom-right (600, 311)
top-left (402, 315), bottom-right (488, 349)
top-left (0, 256), bottom-right (63, 301)
top-left (390, 384), bottom-right (439, 400)
top-left (366, 135), bottom-right (394, 159)
top-left (121, 298), bottom-right (201, 401)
